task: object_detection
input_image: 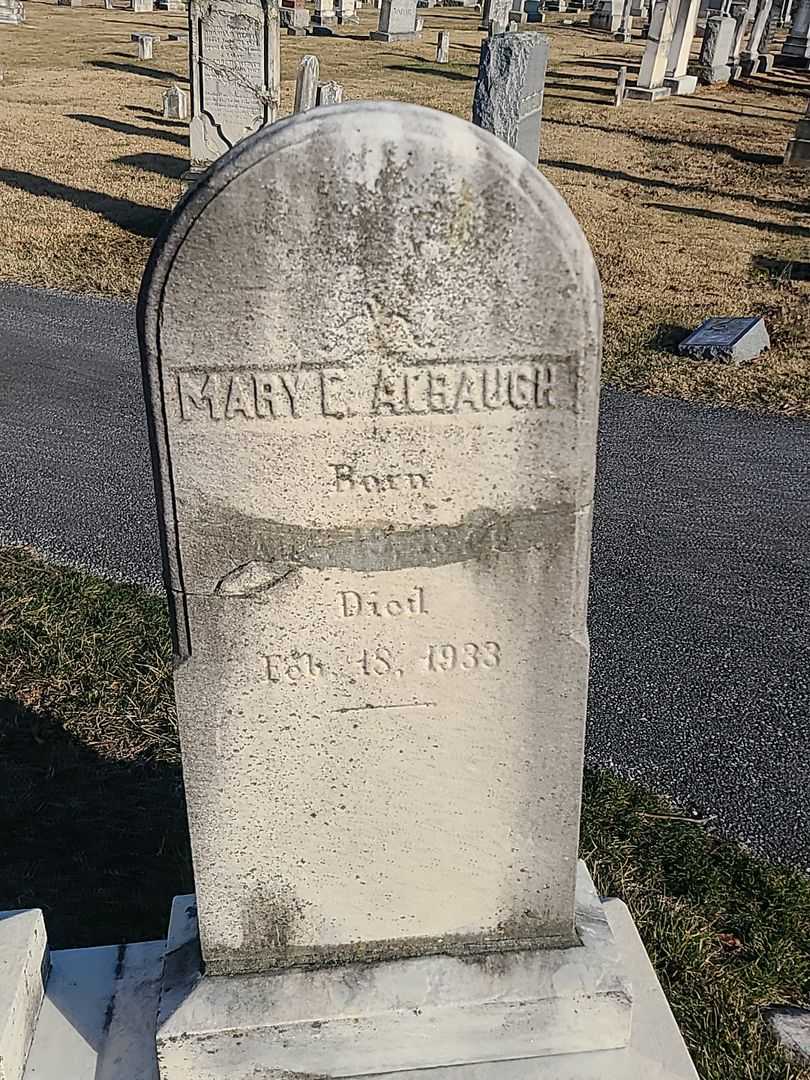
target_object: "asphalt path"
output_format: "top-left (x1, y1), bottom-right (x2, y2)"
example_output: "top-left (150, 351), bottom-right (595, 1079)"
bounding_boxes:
top-left (1, 283), bottom-right (807, 868)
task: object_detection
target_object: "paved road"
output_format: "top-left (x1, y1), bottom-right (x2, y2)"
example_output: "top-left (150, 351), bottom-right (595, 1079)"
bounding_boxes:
top-left (1, 283), bottom-right (807, 869)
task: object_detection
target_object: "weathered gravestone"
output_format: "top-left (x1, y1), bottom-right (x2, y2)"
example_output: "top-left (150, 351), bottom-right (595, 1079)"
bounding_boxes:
top-left (370, 0), bottom-right (420, 39)
top-left (784, 106), bottom-right (810, 166)
top-left (281, 0), bottom-right (310, 34)
top-left (436, 27), bottom-right (450, 58)
top-left (293, 53), bottom-right (319, 111)
top-left (138, 100), bottom-right (699, 1080)
top-left (187, 0), bottom-right (280, 181)
top-left (473, 32), bottom-right (549, 165)
top-left (0, 0), bottom-right (24, 24)
top-left (138, 32), bottom-right (156, 59)
top-left (316, 78), bottom-right (343, 102)
top-left (697, 9), bottom-right (736, 80)
top-left (163, 82), bottom-right (190, 119)
top-left (131, 0), bottom-right (153, 12)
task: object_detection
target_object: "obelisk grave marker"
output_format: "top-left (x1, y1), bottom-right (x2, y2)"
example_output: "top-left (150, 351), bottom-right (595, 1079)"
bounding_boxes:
top-left (139, 101), bottom-right (637, 1079)
top-left (187, 0), bottom-right (280, 179)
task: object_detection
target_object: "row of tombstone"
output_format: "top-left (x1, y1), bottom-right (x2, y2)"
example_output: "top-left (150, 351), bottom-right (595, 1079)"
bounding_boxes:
top-left (592, 0), bottom-right (809, 98)
top-left (0, 0), bottom-right (24, 23)
top-left (184, 0), bottom-right (549, 184)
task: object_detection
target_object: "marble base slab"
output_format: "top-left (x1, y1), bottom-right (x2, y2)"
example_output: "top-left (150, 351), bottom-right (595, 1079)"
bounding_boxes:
top-left (157, 864), bottom-right (633, 1080)
top-left (0, 911), bottom-right (49, 1080)
top-left (19, 897), bottom-right (698, 1080)
top-left (625, 83), bottom-right (672, 100)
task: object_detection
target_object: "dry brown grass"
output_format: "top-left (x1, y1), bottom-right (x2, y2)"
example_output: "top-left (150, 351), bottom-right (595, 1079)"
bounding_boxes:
top-left (1, 2), bottom-right (809, 412)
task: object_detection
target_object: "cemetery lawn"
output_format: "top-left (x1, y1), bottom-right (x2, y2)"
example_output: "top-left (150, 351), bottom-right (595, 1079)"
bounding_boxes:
top-left (1, 4), bottom-right (810, 416)
top-left (1, 547), bottom-right (809, 1080)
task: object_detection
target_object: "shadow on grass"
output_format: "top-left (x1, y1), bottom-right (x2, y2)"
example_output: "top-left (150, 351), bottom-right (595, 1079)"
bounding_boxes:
top-left (546, 78), bottom-right (616, 96)
top-left (87, 58), bottom-right (187, 82)
top-left (650, 200), bottom-right (810, 238)
top-left (0, 168), bottom-right (167, 238)
top-left (752, 254), bottom-right (810, 280)
top-left (385, 61), bottom-right (475, 79)
top-left (670, 98), bottom-right (801, 121)
top-left (649, 322), bottom-right (692, 352)
top-left (0, 699), bottom-right (192, 949)
top-left (116, 151), bottom-right (187, 178)
top-left (68, 112), bottom-right (188, 146)
top-left (543, 116), bottom-right (784, 166)
top-left (542, 157), bottom-right (810, 214)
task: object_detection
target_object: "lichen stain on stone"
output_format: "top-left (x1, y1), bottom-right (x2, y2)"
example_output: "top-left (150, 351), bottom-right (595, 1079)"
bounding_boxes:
top-left (448, 179), bottom-right (477, 251)
top-left (241, 883), bottom-right (304, 957)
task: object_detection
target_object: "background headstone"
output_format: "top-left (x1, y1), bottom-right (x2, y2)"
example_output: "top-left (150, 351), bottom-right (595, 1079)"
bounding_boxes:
top-left (138, 32), bottom-right (155, 59)
top-left (370, 0), bottom-right (421, 39)
top-left (163, 83), bottom-right (190, 120)
top-left (697, 10), bottom-right (735, 78)
top-left (131, 0), bottom-right (153, 12)
top-left (316, 78), bottom-right (343, 102)
top-left (0, 0), bottom-right (25, 24)
top-left (312, 0), bottom-right (337, 31)
top-left (626, 0), bottom-right (677, 99)
top-left (472, 31), bottom-right (549, 164)
top-left (188, 0), bottom-right (280, 176)
top-left (436, 27), bottom-right (450, 58)
top-left (294, 53), bottom-right (319, 112)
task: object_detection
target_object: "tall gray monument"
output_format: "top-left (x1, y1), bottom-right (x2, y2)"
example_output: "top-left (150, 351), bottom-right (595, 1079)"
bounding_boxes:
top-left (138, 101), bottom-right (699, 1080)
top-left (187, 0), bottom-right (280, 181)
top-left (472, 33), bottom-right (549, 165)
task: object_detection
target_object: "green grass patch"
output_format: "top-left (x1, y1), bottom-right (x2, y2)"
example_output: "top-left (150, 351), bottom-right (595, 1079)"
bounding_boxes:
top-left (1, 547), bottom-right (808, 1078)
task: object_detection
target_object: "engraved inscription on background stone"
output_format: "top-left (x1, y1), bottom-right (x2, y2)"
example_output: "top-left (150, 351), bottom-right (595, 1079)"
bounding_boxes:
top-left (198, 8), bottom-right (266, 121)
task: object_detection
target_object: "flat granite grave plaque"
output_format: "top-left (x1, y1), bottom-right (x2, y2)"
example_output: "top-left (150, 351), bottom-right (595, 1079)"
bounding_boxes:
top-left (678, 315), bottom-right (770, 363)
top-left (139, 101), bottom-right (634, 1079)
top-left (187, 0), bottom-right (280, 176)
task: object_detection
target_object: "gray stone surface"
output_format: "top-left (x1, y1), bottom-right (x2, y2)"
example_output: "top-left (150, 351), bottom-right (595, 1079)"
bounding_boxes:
top-left (294, 54), bottom-right (319, 111)
top-left (764, 1006), bottom-right (810, 1062)
top-left (740, 0), bottom-right (774, 69)
top-left (157, 866), bottom-right (633, 1079)
top-left (697, 12), bottom-right (735, 80)
top-left (315, 77), bottom-right (343, 102)
top-left (137, 33), bottom-right (155, 59)
top-left (0, 912), bottom-right (48, 1080)
top-left (131, 0), bottom-right (153, 11)
top-left (138, 101), bottom-right (600, 987)
top-left (472, 32), bottom-right (549, 163)
top-left (678, 316), bottom-right (770, 364)
top-left (370, 0), bottom-right (420, 38)
top-left (19, 901), bottom-right (697, 1080)
top-left (163, 83), bottom-right (190, 120)
top-left (188, 0), bottom-right (280, 174)
top-left (779, 0), bottom-right (810, 61)
top-left (784, 134), bottom-right (810, 164)
top-left (436, 27), bottom-right (450, 58)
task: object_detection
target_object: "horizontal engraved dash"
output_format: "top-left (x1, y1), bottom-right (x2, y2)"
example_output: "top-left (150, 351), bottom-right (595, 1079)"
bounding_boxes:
top-left (333, 702), bottom-right (436, 714)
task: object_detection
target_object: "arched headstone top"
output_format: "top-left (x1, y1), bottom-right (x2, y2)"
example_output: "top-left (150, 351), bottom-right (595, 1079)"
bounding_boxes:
top-left (138, 102), bottom-right (603, 976)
